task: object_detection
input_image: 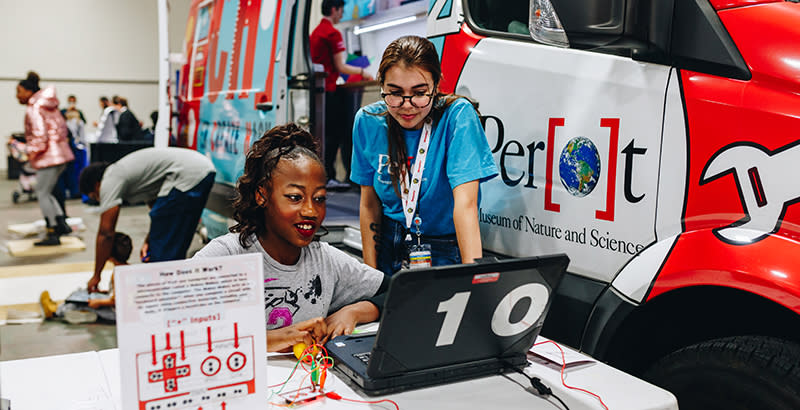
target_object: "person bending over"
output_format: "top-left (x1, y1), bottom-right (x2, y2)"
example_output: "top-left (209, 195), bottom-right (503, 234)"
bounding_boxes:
top-left (79, 147), bottom-right (216, 293)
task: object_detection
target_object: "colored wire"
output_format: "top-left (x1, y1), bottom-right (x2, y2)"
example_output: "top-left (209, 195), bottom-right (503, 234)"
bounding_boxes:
top-left (325, 392), bottom-right (400, 410)
top-left (268, 356), bottom-right (304, 389)
top-left (532, 340), bottom-right (609, 410)
top-left (289, 372), bottom-right (313, 403)
top-left (270, 343), bottom-right (336, 405)
top-left (340, 397), bottom-right (400, 410)
top-left (270, 343), bottom-right (400, 409)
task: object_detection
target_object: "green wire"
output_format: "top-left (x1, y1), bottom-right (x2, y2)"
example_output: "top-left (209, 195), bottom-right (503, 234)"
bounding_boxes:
top-left (267, 351), bottom-right (337, 401)
top-left (268, 355), bottom-right (306, 399)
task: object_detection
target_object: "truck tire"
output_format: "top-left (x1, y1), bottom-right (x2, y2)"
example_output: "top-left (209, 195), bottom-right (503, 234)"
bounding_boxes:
top-left (643, 335), bottom-right (800, 410)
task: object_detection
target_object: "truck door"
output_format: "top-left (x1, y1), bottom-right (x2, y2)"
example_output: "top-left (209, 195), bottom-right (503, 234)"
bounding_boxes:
top-left (430, 0), bottom-right (672, 285)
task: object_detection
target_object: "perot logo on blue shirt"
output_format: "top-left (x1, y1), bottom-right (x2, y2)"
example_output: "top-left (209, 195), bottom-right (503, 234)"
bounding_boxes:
top-left (376, 154), bottom-right (428, 186)
top-left (376, 154), bottom-right (393, 185)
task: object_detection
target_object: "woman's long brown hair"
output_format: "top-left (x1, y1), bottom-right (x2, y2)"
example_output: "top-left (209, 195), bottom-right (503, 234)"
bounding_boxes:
top-left (374, 35), bottom-right (476, 197)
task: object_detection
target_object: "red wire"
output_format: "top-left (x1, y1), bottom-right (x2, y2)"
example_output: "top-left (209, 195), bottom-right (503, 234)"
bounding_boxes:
top-left (269, 343), bottom-right (326, 389)
top-left (274, 343), bottom-right (400, 409)
top-left (298, 343), bottom-right (333, 374)
top-left (268, 360), bottom-right (302, 388)
top-left (533, 340), bottom-right (609, 410)
top-left (337, 395), bottom-right (400, 410)
top-left (290, 372), bottom-right (313, 403)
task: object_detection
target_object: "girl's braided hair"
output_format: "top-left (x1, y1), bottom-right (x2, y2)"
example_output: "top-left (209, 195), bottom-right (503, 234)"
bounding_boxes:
top-left (229, 123), bottom-right (323, 248)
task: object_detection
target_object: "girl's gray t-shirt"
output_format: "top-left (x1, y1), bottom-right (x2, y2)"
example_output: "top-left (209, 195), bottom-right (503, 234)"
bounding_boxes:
top-left (194, 233), bottom-right (383, 330)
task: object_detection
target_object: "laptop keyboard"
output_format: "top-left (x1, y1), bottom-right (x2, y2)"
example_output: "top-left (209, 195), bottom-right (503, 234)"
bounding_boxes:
top-left (353, 352), bottom-right (371, 365)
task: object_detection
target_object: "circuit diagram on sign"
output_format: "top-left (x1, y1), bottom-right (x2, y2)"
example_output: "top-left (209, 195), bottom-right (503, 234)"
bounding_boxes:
top-left (136, 322), bottom-right (255, 410)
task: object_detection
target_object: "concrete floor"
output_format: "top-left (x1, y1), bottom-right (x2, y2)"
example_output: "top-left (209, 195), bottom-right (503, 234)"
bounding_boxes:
top-left (0, 170), bottom-right (360, 362)
top-left (0, 172), bottom-right (199, 361)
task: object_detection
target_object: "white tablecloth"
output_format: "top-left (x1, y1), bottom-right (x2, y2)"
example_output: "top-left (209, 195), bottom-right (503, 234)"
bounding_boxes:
top-left (1, 341), bottom-right (676, 410)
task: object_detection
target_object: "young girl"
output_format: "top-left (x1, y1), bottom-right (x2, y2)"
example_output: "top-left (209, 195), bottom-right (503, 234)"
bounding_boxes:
top-left (12, 71), bottom-right (75, 245)
top-left (194, 123), bottom-right (387, 352)
top-left (350, 35), bottom-right (498, 275)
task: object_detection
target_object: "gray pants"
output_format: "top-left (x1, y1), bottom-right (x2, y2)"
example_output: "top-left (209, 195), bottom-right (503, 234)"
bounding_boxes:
top-left (35, 164), bottom-right (66, 224)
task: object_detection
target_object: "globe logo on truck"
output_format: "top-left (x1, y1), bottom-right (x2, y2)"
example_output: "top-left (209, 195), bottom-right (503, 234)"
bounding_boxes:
top-left (559, 137), bottom-right (601, 197)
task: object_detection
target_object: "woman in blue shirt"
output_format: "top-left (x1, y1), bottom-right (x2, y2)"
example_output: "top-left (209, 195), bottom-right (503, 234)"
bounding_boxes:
top-left (350, 35), bottom-right (498, 275)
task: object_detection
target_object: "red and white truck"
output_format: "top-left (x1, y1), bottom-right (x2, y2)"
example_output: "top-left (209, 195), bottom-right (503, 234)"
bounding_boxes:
top-left (176, 0), bottom-right (800, 407)
top-left (431, 0), bottom-right (800, 407)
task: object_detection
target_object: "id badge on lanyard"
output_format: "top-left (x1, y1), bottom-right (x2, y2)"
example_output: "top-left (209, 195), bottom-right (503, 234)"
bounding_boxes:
top-left (401, 120), bottom-right (433, 269)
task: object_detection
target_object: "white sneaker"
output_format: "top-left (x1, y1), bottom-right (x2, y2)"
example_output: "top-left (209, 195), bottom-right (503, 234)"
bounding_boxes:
top-left (64, 309), bottom-right (98, 324)
top-left (5, 309), bottom-right (44, 324)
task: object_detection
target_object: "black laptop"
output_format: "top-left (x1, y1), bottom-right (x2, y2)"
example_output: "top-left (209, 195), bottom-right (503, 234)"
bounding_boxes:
top-left (325, 254), bottom-right (569, 396)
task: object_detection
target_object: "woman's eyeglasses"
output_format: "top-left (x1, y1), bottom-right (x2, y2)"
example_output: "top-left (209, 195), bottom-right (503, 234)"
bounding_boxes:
top-left (381, 92), bottom-right (434, 108)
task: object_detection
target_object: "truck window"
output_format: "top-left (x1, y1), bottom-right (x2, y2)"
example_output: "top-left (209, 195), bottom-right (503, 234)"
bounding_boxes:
top-left (189, 3), bottom-right (213, 99)
top-left (466, 0), bottom-right (530, 36)
top-left (196, 3), bottom-right (211, 41)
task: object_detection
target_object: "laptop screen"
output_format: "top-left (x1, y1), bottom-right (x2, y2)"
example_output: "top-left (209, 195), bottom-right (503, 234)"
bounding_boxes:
top-left (367, 255), bottom-right (568, 377)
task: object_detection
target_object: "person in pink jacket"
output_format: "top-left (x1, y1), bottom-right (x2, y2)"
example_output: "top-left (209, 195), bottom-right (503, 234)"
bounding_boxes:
top-left (13, 71), bottom-right (75, 245)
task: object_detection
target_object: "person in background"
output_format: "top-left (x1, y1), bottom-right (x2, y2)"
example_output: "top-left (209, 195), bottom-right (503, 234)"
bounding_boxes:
top-left (310, 0), bottom-right (374, 190)
top-left (351, 36), bottom-right (499, 275)
top-left (97, 96), bottom-right (109, 114)
top-left (40, 232), bottom-right (132, 323)
top-left (79, 147), bottom-right (216, 293)
top-left (93, 95), bottom-right (118, 143)
top-left (60, 94), bottom-right (87, 199)
top-left (115, 96), bottom-right (142, 141)
top-left (11, 71), bottom-right (75, 245)
top-left (61, 95), bottom-right (86, 123)
top-left (194, 123), bottom-right (387, 352)
top-left (141, 110), bottom-right (158, 141)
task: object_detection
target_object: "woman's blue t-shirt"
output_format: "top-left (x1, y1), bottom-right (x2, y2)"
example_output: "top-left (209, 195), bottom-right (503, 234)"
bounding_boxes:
top-left (350, 98), bottom-right (498, 236)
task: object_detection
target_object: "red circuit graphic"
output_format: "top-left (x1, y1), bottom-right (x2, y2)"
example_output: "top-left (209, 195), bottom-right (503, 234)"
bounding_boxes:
top-left (136, 323), bottom-right (256, 410)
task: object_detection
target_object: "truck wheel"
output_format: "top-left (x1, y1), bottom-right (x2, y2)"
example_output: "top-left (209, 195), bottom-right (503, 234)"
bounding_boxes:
top-left (643, 336), bottom-right (800, 410)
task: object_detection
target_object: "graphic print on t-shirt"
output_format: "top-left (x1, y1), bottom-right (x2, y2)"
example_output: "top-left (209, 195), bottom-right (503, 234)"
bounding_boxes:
top-left (264, 275), bottom-right (323, 329)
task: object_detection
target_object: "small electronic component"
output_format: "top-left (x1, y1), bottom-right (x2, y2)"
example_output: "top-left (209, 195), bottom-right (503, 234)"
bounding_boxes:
top-left (277, 386), bottom-right (326, 405)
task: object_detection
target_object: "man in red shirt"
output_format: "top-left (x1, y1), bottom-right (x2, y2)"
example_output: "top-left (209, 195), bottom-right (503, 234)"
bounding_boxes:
top-left (310, 0), bottom-right (373, 190)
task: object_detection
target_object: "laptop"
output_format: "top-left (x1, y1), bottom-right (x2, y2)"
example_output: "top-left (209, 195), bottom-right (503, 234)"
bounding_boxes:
top-left (325, 254), bottom-right (569, 396)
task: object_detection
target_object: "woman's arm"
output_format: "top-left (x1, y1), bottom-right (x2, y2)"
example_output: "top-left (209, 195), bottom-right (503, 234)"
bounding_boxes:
top-left (333, 51), bottom-right (374, 80)
top-left (24, 106), bottom-right (48, 156)
top-left (359, 185), bottom-right (383, 268)
top-left (452, 180), bottom-right (482, 264)
top-left (88, 297), bottom-right (115, 309)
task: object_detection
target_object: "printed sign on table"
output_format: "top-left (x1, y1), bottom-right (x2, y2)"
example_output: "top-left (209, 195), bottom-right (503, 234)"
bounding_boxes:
top-left (115, 254), bottom-right (266, 410)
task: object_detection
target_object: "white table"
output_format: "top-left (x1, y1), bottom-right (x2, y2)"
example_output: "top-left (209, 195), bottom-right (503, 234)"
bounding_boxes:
top-left (1, 343), bottom-right (676, 410)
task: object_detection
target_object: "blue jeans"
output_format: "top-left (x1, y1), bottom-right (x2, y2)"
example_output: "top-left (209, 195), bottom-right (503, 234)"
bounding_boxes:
top-left (148, 173), bottom-right (215, 262)
top-left (377, 215), bottom-right (461, 275)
